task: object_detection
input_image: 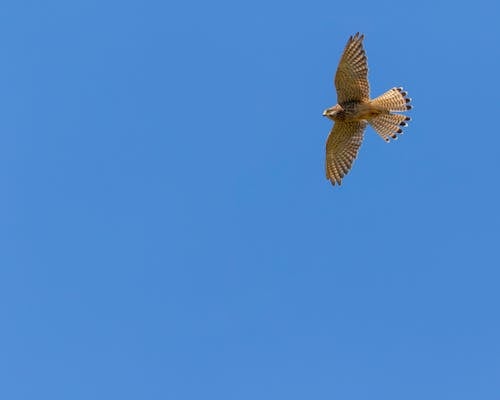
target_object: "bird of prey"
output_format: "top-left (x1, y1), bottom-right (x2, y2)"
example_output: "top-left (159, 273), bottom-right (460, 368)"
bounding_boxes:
top-left (323, 33), bottom-right (412, 186)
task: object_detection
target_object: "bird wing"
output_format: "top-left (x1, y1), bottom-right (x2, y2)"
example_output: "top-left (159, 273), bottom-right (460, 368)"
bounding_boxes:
top-left (325, 120), bottom-right (367, 186)
top-left (334, 33), bottom-right (370, 104)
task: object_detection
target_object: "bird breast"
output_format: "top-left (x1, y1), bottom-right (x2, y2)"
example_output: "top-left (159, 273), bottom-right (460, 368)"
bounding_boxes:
top-left (338, 101), bottom-right (384, 121)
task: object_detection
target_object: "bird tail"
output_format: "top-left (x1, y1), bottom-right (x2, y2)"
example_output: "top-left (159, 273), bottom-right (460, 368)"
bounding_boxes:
top-left (368, 87), bottom-right (412, 142)
top-left (369, 113), bottom-right (411, 142)
top-left (370, 87), bottom-right (412, 112)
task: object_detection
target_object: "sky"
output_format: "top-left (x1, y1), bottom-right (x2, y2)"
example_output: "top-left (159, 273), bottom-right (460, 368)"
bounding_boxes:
top-left (1, 0), bottom-right (499, 399)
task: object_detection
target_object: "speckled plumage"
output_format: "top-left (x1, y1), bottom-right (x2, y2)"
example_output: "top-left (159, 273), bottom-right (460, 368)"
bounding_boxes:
top-left (323, 33), bottom-right (412, 186)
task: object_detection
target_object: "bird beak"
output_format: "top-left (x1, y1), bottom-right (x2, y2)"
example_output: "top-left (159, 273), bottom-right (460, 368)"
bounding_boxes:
top-left (322, 110), bottom-right (327, 116)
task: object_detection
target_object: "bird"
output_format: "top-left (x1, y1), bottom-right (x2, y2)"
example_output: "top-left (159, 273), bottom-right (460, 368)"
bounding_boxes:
top-left (323, 33), bottom-right (412, 186)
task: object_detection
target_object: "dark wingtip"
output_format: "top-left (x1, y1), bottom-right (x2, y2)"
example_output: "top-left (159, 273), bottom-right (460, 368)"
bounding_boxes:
top-left (330, 177), bottom-right (342, 186)
top-left (352, 32), bottom-right (364, 41)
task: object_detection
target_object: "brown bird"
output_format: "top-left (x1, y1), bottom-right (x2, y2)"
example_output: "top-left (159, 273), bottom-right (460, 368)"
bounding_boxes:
top-left (323, 33), bottom-right (412, 186)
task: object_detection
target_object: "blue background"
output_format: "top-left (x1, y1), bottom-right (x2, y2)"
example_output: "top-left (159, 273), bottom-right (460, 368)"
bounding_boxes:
top-left (1, 0), bottom-right (499, 399)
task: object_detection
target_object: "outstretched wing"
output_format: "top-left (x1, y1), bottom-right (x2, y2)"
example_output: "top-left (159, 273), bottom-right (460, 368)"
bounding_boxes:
top-left (325, 120), bottom-right (367, 186)
top-left (334, 33), bottom-right (370, 104)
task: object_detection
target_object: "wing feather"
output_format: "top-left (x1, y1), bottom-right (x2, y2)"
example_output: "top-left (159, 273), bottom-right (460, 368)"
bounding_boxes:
top-left (325, 120), bottom-right (367, 186)
top-left (334, 33), bottom-right (370, 103)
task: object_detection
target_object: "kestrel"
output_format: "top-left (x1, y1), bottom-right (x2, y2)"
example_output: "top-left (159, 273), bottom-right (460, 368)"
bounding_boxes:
top-left (323, 33), bottom-right (412, 186)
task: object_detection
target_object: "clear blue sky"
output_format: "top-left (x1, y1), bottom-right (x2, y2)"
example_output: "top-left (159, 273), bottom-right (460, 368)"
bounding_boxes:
top-left (1, 0), bottom-right (499, 399)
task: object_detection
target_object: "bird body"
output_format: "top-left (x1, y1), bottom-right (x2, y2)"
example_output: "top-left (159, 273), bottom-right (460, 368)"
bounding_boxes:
top-left (323, 33), bottom-right (412, 186)
top-left (323, 101), bottom-right (386, 122)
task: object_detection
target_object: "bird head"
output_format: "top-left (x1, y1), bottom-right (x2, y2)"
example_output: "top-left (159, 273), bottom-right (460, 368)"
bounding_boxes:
top-left (322, 104), bottom-right (342, 121)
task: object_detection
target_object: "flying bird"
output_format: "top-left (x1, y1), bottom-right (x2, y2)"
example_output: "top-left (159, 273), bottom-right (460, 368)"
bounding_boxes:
top-left (323, 33), bottom-right (412, 186)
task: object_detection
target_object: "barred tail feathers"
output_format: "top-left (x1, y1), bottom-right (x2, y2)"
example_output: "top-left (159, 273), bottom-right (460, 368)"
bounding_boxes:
top-left (370, 87), bottom-right (412, 112)
top-left (369, 114), bottom-right (410, 142)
